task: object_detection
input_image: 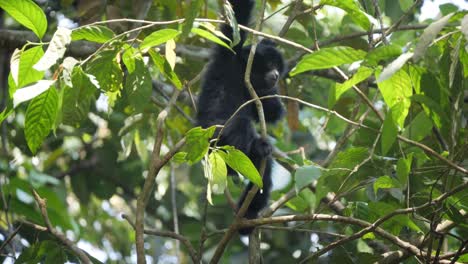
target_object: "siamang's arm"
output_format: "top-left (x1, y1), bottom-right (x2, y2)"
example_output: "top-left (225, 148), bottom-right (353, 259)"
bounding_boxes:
top-left (217, 0), bottom-right (255, 54)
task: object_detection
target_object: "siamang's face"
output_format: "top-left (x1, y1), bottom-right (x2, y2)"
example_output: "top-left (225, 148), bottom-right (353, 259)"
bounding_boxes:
top-left (242, 39), bottom-right (285, 91)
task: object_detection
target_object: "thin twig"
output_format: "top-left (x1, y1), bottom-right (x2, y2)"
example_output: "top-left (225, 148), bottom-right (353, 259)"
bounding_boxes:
top-left (32, 190), bottom-right (91, 264)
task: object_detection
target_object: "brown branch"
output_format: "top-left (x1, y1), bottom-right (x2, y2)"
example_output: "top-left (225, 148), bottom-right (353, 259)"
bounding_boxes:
top-left (32, 190), bottom-right (91, 264)
top-left (300, 180), bottom-right (468, 262)
top-left (135, 88), bottom-right (185, 264)
top-left (122, 214), bottom-right (198, 262)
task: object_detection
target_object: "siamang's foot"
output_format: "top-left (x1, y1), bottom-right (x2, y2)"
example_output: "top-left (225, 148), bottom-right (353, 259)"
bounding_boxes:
top-left (252, 137), bottom-right (272, 158)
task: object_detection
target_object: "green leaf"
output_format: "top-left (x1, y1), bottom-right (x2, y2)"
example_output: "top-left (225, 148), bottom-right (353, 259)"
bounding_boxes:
top-left (25, 86), bottom-right (58, 153)
top-left (381, 109), bottom-right (398, 155)
top-left (71, 25), bottom-right (115, 43)
top-left (185, 126), bottom-right (216, 164)
top-left (377, 52), bottom-right (414, 82)
top-left (192, 28), bottom-right (234, 52)
top-left (290, 46), bottom-right (366, 75)
top-left (125, 58), bottom-right (152, 112)
top-left (402, 111), bottom-right (433, 141)
top-left (398, 0), bottom-right (413, 11)
top-left (0, 0), bottom-right (47, 38)
top-left (34, 27), bottom-right (72, 71)
top-left (294, 165), bottom-right (321, 192)
top-left (140, 29), bottom-right (180, 50)
top-left (373, 175), bottom-right (400, 194)
top-left (376, 69), bottom-right (412, 128)
top-left (205, 151), bottom-right (228, 205)
top-left (332, 66), bottom-right (373, 106)
top-left (365, 44), bottom-right (402, 66)
top-left (181, 0), bottom-right (203, 38)
top-left (62, 67), bottom-right (97, 127)
top-left (148, 49), bottom-right (182, 89)
top-left (13, 80), bottom-right (55, 107)
top-left (396, 154), bottom-right (412, 186)
top-left (320, 0), bottom-right (373, 30)
top-left (87, 49), bottom-right (123, 92)
top-left (12, 46), bottom-right (45, 91)
top-left (219, 148), bottom-right (262, 188)
top-left (411, 94), bottom-right (445, 129)
top-left (122, 45), bottom-right (137, 73)
top-left (413, 13), bottom-right (454, 61)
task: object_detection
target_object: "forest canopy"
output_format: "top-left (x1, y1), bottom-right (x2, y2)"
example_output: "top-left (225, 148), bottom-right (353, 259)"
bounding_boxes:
top-left (0, 0), bottom-right (467, 263)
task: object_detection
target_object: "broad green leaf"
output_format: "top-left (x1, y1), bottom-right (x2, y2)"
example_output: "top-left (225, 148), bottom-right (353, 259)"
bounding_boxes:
top-left (181, 0), bottom-right (203, 38)
top-left (402, 111), bottom-right (433, 141)
top-left (13, 80), bottom-right (55, 107)
top-left (206, 151), bottom-right (228, 204)
top-left (219, 148), bottom-right (262, 188)
top-left (10, 46), bottom-right (45, 93)
top-left (396, 154), bottom-right (412, 187)
top-left (290, 46), bottom-right (366, 75)
top-left (34, 27), bottom-right (72, 71)
top-left (377, 52), bottom-right (414, 82)
top-left (71, 25), bottom-right (115, 43)
top-left (294, 165), bottom-right (321, 192)
top-left (381, 110), bottom-right (398, 155)
top-left (125, 59), bottom-right (152, 112)
top-left (373, 175), bottom-right (400, 194)
top-left (140, 29), bottom-right (180, 50)
top-left (365, 44), bottom-right (402, 66)
top-left (185, 126), bottom-right (216, 164)
top-left (332, 66), bottom-right (373, 106)
top-left (87, 49), bottom-right (123, 92)
top-left (320, 0), bottom-right (372, 30)
top-left (413, 13), bottom-right (454, 61)
top-left (376, 69), bottom-right (412, 128)
top-left (148, 49), bottom-right (182, 89)
top-left (62, 67), bottom-right (97, 127)
top-left (122, 45), bottom-right (137, 73)
top-left (192, 28), bottom-right (233, 52)
top-left (25, 86), bottom-right (58, 153)
top-left (398, 0), bottom-right (413, 11)
top-left (0, 0), bottom-right (47, 38)
top-left (411, 94), bottom-right (444, 129)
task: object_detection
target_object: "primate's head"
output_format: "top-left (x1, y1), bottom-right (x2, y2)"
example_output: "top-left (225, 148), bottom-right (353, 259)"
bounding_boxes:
top-left (242, 39), bottom-right (285, 90)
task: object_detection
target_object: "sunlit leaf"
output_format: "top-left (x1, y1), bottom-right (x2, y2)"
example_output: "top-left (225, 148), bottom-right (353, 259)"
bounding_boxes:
top-left (332, 66), bottom-right (373, 106)
top-left (71, 25), bottom-right (115, 43)
top-left (373, 175), bottom-right (400, 194)
top-left (13, 80), bottom-right (55, 107)
top-left (413, 13), bottom-right (454, 61)
top-left (377, 52), bottom-right (414, 82)
top-left (290, 46), bottom-right (366, 75)
top-left (34, 27), bottom-right (72, 71)
top-left (320, 0), bottom-right (373, 30)
top-left (0, 0), bottom-right (47, 38)
top-left (140, 29), bottom-right (180, 50)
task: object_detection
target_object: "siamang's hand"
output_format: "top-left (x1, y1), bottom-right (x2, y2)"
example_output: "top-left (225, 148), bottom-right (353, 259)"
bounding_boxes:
top-left (252, 137), bottom-right (272, 158)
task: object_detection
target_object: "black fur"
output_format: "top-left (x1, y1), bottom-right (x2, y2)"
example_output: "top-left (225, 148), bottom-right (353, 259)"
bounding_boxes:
top-left (196, 0), bottom-right (285, 235)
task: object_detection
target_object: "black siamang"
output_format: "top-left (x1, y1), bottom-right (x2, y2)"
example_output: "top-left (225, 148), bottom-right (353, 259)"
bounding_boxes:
top-left (196, 0), bottom-right (285, 235)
